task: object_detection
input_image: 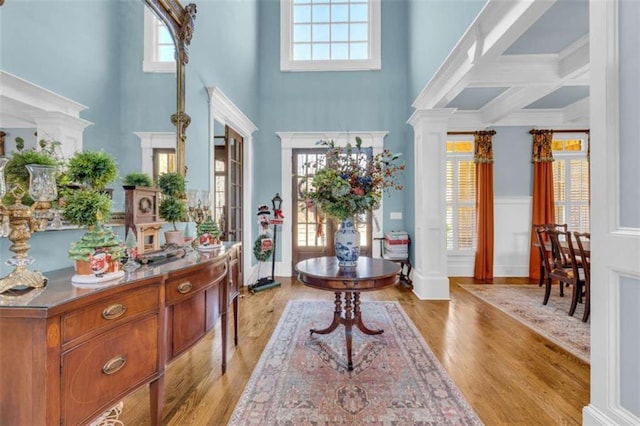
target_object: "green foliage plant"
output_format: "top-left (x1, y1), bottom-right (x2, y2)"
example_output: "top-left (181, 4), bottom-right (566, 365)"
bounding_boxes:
top-left (157, 172), bottom-right (187, 231)
top-left (157, 172), bottom-right (186, 198)
top-left (61, 188), bottom-right (112, 228)
top-left (301, 136), bottom-right (405, 222)
top-left (2, 138), bottom-right (60, 206)
top-left (159, 197), bottom-right (188, 231)
top-left (67, 150), bottom-right (118, 189)
top-left (122, 172), bottom-right (154, 187)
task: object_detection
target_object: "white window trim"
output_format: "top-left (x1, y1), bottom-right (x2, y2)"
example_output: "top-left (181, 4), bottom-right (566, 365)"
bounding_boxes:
top-left (446, 135), bottom-right (476, 254)
top-left (552, 132), bottom-right (590, 232)
top-left (280, 0), bottom-right (382, 72)
top-left (143, 7), bottom-right (176, 73)
top-left (134, 131), bottom-right (176, 176)
top-left (277, 131), bottom-right (387, 277)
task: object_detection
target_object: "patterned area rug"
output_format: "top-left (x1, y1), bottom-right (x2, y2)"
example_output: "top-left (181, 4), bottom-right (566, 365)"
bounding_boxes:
top-left (460, 284), bottom-right (590, 363)
top-left (229, 300), bottom-right (482, 425)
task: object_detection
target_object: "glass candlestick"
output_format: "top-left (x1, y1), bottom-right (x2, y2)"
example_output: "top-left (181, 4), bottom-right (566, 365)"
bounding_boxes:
top-left (0, 164), bottom-right (56, 293)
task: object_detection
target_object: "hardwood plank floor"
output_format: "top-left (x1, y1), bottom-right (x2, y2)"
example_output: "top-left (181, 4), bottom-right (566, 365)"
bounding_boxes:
top-left (119, 277), bottom-right (589, 425)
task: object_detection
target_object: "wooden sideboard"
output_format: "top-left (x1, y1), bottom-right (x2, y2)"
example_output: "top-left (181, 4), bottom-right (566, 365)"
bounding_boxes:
top-left (0, 242), bottom-right (241, 425)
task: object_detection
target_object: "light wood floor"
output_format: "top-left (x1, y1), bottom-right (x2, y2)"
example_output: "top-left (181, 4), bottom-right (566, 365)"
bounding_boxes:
top-left (119, 277), bottom-right (590, 425)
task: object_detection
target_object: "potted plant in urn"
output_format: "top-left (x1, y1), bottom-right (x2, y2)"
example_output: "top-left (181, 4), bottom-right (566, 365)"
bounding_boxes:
top-left (63, 192), bottom-right (125, 278)
top-left (61, 150), bottom-right (125, 281)
top-left (157, 172), bottom-right (188, 246)
top-left (122, 172), bottom-right (154, 188)
top-left (301, 137), bottom-right (404, 267)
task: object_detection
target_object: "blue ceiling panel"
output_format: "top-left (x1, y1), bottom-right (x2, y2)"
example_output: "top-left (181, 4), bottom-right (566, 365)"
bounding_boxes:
top-left (504, 0), bottom-right (589, 55)
top-left (446, 87), bottom-right (508, 110)
top-left (524, 85), bottom-right (589, 109)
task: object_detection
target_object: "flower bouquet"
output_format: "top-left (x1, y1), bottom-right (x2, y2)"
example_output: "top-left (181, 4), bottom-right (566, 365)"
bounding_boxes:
top-left (302, 136), bottom-right (404, 265)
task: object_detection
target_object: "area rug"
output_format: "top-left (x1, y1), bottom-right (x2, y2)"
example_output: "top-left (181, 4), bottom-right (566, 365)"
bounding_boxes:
top-left (229, 300), bottom-right (482, 425)
top-left (459, 284), bottom-right (589, 363)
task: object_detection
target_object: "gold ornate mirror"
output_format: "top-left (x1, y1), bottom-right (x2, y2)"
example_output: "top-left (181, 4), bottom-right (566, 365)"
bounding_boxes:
top-left (143, 0), bottom-right (197, 177)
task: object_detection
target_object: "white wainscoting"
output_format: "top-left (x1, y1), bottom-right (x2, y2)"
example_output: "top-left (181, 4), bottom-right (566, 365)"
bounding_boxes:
top-left (493, 196), bottom-right (532, 277)
top-left (447, 196), bottom-right (532, 277)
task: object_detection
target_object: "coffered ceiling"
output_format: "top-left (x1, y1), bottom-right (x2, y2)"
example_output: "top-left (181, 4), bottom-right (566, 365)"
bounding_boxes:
top-left (413, 0), bottom-right (589, 130)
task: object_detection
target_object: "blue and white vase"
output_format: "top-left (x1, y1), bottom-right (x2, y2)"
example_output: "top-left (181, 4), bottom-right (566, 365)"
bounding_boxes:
top-left (335, 218), bottom-right (360, 267)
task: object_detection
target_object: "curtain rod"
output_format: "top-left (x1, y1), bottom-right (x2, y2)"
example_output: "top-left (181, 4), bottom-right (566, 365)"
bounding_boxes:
top-left (549, 129), bottom-right (590, 134)
top-left (448, 129), bottom-right (589, 135)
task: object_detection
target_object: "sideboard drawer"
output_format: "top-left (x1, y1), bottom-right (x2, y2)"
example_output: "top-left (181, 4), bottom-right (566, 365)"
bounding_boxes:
top-left (166, 260), bottom-right (226, 304)
top-left (61, 314), bottom-right (159, 426)
top-left (62, 285), bottom-right (160, 346)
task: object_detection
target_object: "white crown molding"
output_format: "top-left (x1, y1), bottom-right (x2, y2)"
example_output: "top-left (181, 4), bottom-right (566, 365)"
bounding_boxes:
top-left (0, 71), bottom-right (88, 117)
top-left (276, 131), bottom-right (387, 149)
top-left (207, 86), bottom-right (257, 139)
top-left (0, 71), bottom-right (93, 155)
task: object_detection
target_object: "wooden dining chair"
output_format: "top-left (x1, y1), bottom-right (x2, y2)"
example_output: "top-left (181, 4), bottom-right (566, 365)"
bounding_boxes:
top-left (574, 232), bottom-right (591, 322)
top-left (544, 223), bottom-right (571, 267)
top-left (533, 224), bottom-right (549, 287)
top-left (537, 227), bottom-right (583, 315)
top-left (534, 223), bottom-right (568, 287)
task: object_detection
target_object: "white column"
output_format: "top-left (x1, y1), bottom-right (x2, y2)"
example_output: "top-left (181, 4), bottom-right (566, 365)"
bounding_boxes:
top-left (407, 109), bottom-right (455, 300)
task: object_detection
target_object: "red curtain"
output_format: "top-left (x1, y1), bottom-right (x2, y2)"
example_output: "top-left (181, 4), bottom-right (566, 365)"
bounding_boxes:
top-left (529, 129), bottom-right (556, 279)
top-left (474, 130), bottom-right (495, 280)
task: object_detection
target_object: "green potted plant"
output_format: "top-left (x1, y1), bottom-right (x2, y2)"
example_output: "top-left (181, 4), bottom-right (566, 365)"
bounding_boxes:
top-left (61, 150), bottom-right (124, 277)
top-left (63, 190), bottom-right (125, 276)
top-left (66, 150), bottom-right (118, 199)
top-left (2, 138), bottom-right (60, 206)
top-left (157, 172), bottom-right (187, 246)
top-left (122, 172), bottom-right (154, 188)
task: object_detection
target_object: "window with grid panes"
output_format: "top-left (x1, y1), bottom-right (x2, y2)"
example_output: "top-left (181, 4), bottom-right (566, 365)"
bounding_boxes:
top-left (280, 0), bottom-right (381, 71)
top-left (552, 134), bottom-right (590, 232)
top-left (143, 7), bottom-right (176, 73)
top-left (446, 138), bottom-right (476, 252)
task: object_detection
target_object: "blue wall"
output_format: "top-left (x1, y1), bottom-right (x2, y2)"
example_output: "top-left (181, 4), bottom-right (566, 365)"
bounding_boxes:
top-left (1, 0), bottom-right (497, 273)
top-left (408, 0), bottom-right (486, 101)
top-left (254, 0), bottom-right (410, 234)
top-left (492, 126), bottom-right (533, 197)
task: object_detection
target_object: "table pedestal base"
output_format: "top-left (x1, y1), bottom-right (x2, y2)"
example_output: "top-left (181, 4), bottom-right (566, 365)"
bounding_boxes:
top-left (310, 291), bottom-right (383, 371)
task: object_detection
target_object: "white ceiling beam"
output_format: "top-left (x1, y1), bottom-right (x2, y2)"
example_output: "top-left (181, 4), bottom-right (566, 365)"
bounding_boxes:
top-left (479, 84), bottom-right (562, 124)
top-left (476, 0), bottom-right (556, 61)
top-left (467, 55), bottom-right (559, 87)
top-left (413, 0), bottom-right (558, 110)
top-left (558, 35), bottom-right (590, 81)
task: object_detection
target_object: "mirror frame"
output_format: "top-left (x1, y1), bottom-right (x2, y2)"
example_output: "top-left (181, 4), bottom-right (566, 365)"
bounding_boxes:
top-left (143, 0), bottom-right (197, 177)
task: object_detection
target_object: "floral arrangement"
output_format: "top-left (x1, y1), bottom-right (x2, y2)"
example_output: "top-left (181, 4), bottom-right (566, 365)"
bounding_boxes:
top-left (302, 137), bottom-right (404, 222)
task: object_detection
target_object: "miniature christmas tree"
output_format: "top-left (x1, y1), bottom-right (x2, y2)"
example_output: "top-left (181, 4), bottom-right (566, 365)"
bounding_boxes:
top-left (68, 223), bottom-right (126, 263)
top-left (197, 216), bottom-right (221, 247)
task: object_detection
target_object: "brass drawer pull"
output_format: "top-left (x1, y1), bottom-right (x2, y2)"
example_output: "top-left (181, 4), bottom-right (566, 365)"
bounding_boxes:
top-left (102, 303), bottom-right (127, 320)
top-left (177, 281), bottom-right (193, 294)
top-left (102, 356), bottom-right (127, 375)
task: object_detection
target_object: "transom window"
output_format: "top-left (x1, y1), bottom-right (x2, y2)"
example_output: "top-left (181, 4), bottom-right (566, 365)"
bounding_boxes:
top-left (143, 7), bottom-right (176, 73)
top-left (552, 134), bottom-right (590, 232)
top-left (446, 138), bottom-right (476, 252)
top-left (280, 0), bottom-right (381, 72)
